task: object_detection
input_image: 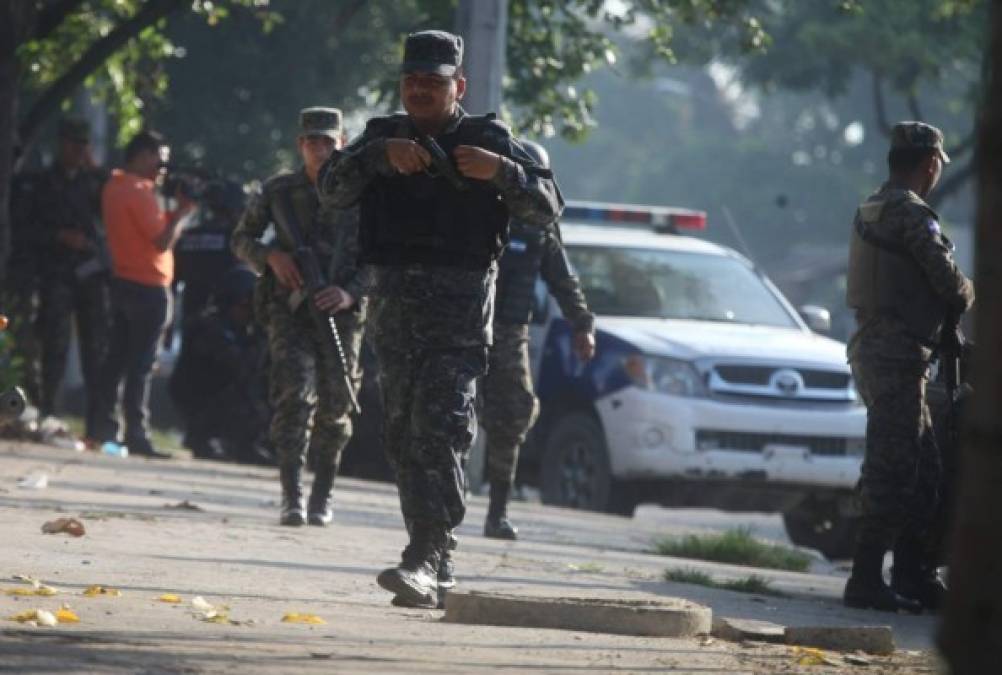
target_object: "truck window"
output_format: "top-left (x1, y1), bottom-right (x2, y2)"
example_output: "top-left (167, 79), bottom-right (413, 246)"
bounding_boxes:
top-left (566, 245), bottom-right (799, 328)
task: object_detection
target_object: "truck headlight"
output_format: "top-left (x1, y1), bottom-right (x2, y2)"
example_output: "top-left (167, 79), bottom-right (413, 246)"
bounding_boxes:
top-left (624, 355), bottom-right (708, 398)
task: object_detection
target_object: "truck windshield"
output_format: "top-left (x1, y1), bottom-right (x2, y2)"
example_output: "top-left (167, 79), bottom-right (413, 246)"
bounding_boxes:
top-left (566, 245), bottom-right (799, 328)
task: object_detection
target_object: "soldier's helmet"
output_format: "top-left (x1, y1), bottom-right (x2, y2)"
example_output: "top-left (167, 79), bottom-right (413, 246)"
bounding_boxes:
top-left (402, 30), bottom-right (464, 76)
top-left (216, 266), bottom-right (256, 308)
top-left (299, 107), bottom-right (342, 141)
top-left (891, 121), bottom-right (950, 164)
top-left (520, 139), bottom-right (550, 170)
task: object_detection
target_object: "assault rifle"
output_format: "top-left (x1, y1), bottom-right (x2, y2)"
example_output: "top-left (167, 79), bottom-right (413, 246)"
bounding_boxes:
top-left (939, 312), bottom-right (966, 449)
top-left (270, 193), bottom-right (360, 415)
top-left (415, 134), bottom-right (469, 192)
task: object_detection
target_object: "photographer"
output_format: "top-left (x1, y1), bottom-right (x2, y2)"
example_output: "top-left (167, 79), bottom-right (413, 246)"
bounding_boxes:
top-left (91, 130), bottom-right (195, 458)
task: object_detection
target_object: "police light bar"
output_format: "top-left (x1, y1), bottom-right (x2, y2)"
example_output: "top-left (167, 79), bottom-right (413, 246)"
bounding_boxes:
top-left (562, 200), bottom-right (707, 234)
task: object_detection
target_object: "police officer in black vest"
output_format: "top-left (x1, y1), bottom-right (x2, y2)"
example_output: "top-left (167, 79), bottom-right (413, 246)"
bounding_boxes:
top-left (481, 140), bottom-right (595, 539)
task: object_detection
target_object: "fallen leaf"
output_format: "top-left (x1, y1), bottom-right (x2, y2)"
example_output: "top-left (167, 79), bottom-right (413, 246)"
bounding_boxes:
top-left (17, 473), bottom-right (48, 490)
top-left (41, 517), bottom-right (86, 537)
top-left (191, 596), bottom-right (213, 612)
top-left (845, 654), bottom-right (871, 666)
top-left (4, 585), bottom-right (58, 597)
top-left (55, 607), bottom-right (80, 623)
top-left (83, 585), bottom-right (121, 598)
top-left (157, 594), bottom-right (182, 603)
top-left (792, 646), bottom-right (828, 666)
top-left (282, 612), bottom-right (326, 625)
top-left (9, 609), bottom-right (58, 627)
top-left (164, 500), bottom-right (203, 511)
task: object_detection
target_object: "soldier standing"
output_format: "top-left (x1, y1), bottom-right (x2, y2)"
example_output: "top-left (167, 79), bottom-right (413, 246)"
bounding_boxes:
top-left (32, 118), bottom-right (110, 437)
top-left (232, 108), bottom-right (366, 527)
top-left (844, 121), bottom-right (974, 612)
top-left (481, 140), bottom-right (595, 539)
top-left (318, 30), bottom-right (562, 608)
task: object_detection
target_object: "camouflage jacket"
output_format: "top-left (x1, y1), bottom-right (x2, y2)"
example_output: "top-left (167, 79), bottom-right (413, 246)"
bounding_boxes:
top-left (848, 182), bottom-right (974, 363)
top-left (231, 168), bottom-right (369, 318)
top-left (316, 109), bottom-right (561, 348)
top-left (28, 164), bottom-right (109, 278)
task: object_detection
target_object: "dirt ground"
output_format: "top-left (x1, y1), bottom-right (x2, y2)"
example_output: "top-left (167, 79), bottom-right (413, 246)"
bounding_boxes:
top-left (0, 441), bottom-right (940, 674)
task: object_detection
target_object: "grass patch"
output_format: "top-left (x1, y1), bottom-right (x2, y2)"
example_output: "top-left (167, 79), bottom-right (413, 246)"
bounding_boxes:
top-left (652, 527), bottom-right (811, 572)
top-left (664, 567), bottom-right (784, 597)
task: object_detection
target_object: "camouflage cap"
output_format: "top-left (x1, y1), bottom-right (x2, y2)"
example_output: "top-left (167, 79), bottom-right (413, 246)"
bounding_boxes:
top-left (299, 107), bottom-right (342, 140)
top-left (58, 116), bottom-right (90, 144)
top-left (402, 30), bottom-right (463, 76)
top-left (891, 121), bottom-right (950, 163)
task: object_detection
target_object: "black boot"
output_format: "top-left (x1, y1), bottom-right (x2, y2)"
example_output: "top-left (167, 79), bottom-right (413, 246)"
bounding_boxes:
top-left (891, 535), bottom-right (946, 611)
top-left (844, 542), bottom-right (922, 613)
top-left (279, 465), bottom-right (305, 527)
top-left (438, 530), bottom-right (458, 589)
top-left (378, 524), bottom-right (443, 608)
top-left (307, 464), bottom-right (336, 526)
top-left (484, 481), bottom-right (518, 540)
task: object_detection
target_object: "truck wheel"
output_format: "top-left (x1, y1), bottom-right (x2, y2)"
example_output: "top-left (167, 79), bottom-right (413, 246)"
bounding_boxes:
top-left (540, 412), bottom-right (636, 516)
top-left (783, 503), bottom-right (859, 561)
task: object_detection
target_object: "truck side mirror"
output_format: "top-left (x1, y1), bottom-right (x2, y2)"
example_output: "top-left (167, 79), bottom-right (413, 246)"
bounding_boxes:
top-left (799, 305), bottom-right (832, 333)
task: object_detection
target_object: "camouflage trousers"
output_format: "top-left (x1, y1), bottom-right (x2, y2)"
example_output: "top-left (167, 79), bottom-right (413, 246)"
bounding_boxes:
top-left (481, 323), bottom-right (539, 486)
top-left (373, 337), bottom-right (487, 531)
top-left (850, 356), bottom-right (941, 551)
top-left (267, 304), bottom-right (363, 473)
top-left (37, 274), bottom-right (110, 434)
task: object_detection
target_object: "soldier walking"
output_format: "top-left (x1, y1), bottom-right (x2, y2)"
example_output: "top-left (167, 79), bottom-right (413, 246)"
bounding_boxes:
top-left (844, 121), bottom-right (974, 612)
top-left (481, 140), bottom-right (595, 539)
top-left (232, 108), bottom-right (366, 527)
top-left (318, 30), bottom-right (562, 608)
top-left (32, 118), bottom-right (110, 437)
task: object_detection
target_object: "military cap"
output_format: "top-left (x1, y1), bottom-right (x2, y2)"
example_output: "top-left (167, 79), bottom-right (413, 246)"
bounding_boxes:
top-left (58, 116), bottom-right (90, 144)
top-left (891, 121), bottom-right (950, 163)
top-left (402, 30), bottom-right (463, 77)
top-left (299, 107), bottom-right (342, 140)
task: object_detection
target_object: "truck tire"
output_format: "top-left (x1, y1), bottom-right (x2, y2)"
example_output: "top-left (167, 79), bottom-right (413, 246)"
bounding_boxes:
top-left (540, 412), bottom-right (636, 516)
top-left (783, 503), bottom-right (859, 561)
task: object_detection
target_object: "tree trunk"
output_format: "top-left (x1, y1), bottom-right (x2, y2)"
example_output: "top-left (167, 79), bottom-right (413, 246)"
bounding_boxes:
top-left (938, 4), bottom-right (1002, 673)
top-left (0, 0), bottom-right (32, 281)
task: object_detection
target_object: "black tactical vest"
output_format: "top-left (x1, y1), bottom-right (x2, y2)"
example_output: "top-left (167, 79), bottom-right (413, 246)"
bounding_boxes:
top-left (846, 190), bottom-right (950, 345)
top-left (494, 220), bottom-right (546, 325)
top-left (359, 115), bottom-right (510, 269)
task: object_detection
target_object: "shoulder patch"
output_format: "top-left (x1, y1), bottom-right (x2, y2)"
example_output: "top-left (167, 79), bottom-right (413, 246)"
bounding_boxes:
top-left (926, 217), bottom-right (942, 235)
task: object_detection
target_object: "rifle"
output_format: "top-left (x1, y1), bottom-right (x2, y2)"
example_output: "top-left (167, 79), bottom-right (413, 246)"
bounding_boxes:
top-left (270, 192), bottom-right (360, 415)
top-left (939, 312), bottom-right (965, 449)
top-left (415, 134), bottom-right (469, 192)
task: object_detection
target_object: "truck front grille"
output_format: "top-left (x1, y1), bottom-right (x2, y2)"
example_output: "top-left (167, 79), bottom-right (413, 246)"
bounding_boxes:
top-left (695, 429), bottom-right (861, 456)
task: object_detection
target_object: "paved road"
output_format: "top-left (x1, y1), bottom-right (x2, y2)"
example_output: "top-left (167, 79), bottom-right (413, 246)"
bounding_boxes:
top-left (0, 441), bottom-right (937, 673)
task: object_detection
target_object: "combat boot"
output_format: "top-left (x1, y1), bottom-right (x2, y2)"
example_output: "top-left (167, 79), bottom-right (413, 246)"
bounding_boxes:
top-left (438, 530), bottom-right (459, 589)
top-left (891, 536), bottom-right (946, 611)
top-left (843, 543), bottom-right (922, 614)
top-left (307, 464), bottom-right (336, 526)
top-left (378, 525), bottom-right (443, 609)
top-left (279, 465), bottom-right (306, 527)
top-left (484, 481), bottom-right (518, 540)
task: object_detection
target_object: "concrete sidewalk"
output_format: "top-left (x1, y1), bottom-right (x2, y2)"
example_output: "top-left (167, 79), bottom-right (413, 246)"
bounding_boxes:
top-left (0, 441), bottom-right (937, 673)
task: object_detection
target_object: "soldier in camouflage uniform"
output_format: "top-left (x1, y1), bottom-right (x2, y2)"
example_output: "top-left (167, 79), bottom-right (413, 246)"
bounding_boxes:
top-left (318, 30), bottom-right (562, 609)
top-left (844, 121), bottom-right (974, 613)
top-left (232, 108), bottom-right (367, 527)
top-left (482, 140), bottom-right (595, 540)
top-left (31, 118), bottom-right (110, 436)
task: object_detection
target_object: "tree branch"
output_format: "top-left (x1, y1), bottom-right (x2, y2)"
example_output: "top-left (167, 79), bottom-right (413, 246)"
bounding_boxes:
top-left (332, 0), bottom-right (367, 34)
top-left (33, 0), bottom-right (87, 41)
top-left (927, 158), bottom-right (975, 208)
top-left (871, 71), bottom-right (893, 137)
top-left (907, 91), bottom-right (924, 121)
top-left (17, 0), bottom-right (186, 159)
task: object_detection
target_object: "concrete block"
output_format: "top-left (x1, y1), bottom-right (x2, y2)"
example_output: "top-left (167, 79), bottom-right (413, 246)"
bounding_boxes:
top-left (712, 617), bottom-right (786, 643)
top-left (785, 625), bottom-right (895, 655)
top-left (444, 591), bottom-right (711, 638)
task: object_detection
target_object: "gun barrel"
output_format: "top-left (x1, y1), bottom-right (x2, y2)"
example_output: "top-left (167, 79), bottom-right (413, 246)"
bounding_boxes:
top-left (417, 135), bottom-right (468, 192)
